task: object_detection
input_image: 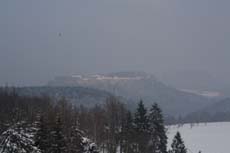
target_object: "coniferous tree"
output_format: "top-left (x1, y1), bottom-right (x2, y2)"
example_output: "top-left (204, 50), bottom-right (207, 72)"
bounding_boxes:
top-left (170, 132), bottom-right (187, 153)
top-left (0, 122), bottom-right (40, 153)
top-left (49, 116), bottom-right (67, 153)
top-left (35, 115), bottom-right (50, 153)
top-left (148, 103), bottom-right (167, 153)
top-left (134, 100), bottom-right (149, 153)
top-left (67, 127), bottom-right (84, 153)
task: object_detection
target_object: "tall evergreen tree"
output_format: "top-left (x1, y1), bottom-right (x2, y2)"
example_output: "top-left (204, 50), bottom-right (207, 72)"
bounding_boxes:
top-left (148, 103), bottom-right (167, 153)
top-left (35, 115), bottom-right (50, 153)
top-left (49, 116), bottom-right (67, 153)
top-left (67, 127), bottom-right (84, 153)
top-left (134, 100), bottom-right (150, 153)
top-left (170, 132), bottom-right (187, 153)
top-left (134, 100), bottom-right (149, 131)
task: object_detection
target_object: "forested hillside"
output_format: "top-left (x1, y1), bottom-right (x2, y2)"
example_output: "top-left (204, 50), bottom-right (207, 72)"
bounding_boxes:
top-left (181, 98), bottom-right (230, 124)
top-left (15, 86), bottom-right (113, 106)
top-left (0, 87), bottom-right (188, 153)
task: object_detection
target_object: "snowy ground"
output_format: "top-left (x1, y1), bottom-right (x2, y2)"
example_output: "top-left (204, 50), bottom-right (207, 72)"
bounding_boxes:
top-left (167, 122), bottom-right (230, 153)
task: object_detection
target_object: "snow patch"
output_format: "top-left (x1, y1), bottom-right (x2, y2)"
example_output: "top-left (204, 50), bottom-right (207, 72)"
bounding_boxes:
top-left (167, 122), bottom-right (230, 153)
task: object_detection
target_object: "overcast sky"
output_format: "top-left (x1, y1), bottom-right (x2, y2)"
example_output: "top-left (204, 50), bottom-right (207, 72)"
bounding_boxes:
top-left (1, 0), bottom-right (230, 86)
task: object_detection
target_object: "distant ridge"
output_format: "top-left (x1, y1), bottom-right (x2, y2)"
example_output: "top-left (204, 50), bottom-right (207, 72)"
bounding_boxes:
top-left (48, 71), bottom-right (213, 116)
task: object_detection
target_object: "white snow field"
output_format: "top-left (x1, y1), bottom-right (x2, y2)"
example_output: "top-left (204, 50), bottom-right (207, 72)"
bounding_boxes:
top-left (167, 122), bottom-right (230, 153)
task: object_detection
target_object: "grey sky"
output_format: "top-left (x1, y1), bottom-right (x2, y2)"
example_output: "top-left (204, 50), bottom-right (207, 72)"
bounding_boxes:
top-left (1, 0), bottom-right (230, 86)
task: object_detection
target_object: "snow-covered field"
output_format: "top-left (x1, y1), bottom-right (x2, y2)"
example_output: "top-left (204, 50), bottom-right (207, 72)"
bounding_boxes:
top-left (167, 122), bottom-right (230, 153)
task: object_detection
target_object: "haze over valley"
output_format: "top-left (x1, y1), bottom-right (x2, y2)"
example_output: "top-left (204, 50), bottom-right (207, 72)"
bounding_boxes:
top-left (1, 0), bottom-right (230, 153)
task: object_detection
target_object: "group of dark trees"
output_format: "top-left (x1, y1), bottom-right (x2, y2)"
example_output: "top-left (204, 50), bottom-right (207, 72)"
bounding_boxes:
top-left (0, 87), bottom-right (188, 153)
top-left (180, 111), bottom-right (230, 125)
top-left (164, 111), bottom-right (230, 128)
top-left (0, 87), bottom-right (96, 153)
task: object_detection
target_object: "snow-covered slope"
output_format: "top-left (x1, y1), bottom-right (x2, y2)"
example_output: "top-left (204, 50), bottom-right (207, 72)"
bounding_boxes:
top-left (167, 122), bottom-right (230, 153)
top-left (180, 89), bottom-right (221, 98)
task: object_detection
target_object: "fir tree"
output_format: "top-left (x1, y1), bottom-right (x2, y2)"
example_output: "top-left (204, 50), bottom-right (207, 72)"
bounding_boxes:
top-left (134, 100), bottom-right (150, 153)
top-left (148, 103), bottom-right (167, 153)
top-left (170, 132), bottom-right (187, 153)
top-left (48, 116), bottom-right (67, 153)
top-left (134, 100), bottom-right (149, 131)
top-left (34, 115), bottom-right (50, 153)
top-left (68, 127), bottom-right (84, 153)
